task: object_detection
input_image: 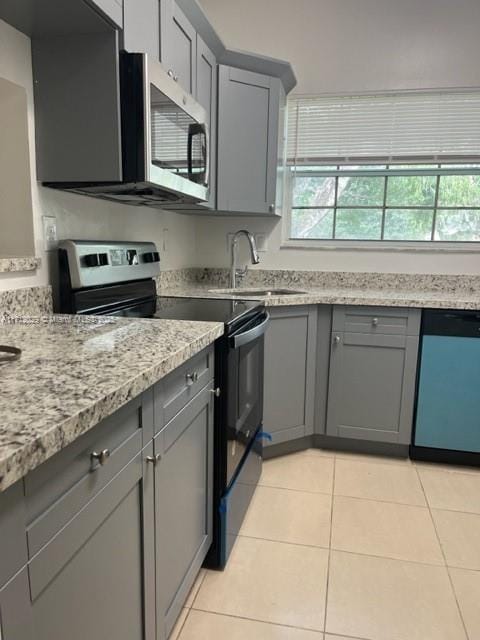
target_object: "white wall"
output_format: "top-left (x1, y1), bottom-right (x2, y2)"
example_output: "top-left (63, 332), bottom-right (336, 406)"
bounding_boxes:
top-left (198, 0), bottom-right (480, 274)
top-left (0, 19), bottom-right (197, 292)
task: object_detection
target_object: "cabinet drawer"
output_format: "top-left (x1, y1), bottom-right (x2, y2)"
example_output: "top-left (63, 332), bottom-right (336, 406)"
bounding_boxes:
top-left (25, 394), bottom-right (149, 557)
top-left (332, 306), bottom-right (421, 336)
top-left (154, 346), bottom-right (214, 429)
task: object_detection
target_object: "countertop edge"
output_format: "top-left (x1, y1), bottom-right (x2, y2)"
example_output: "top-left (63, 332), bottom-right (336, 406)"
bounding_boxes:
top-left (0, 322), bottom-right (223, 493)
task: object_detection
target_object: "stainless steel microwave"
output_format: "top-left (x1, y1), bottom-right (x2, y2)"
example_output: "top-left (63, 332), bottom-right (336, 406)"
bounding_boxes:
top-left (45, 53), bottom-right (209, 206)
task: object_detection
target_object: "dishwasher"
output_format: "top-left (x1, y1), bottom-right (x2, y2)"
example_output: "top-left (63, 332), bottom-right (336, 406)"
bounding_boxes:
top-left (411, 309), bottom-right (480, 465)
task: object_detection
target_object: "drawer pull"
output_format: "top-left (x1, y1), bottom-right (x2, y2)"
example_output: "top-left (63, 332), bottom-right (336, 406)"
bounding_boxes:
top-left (372, 317), bottom-right (379, 326)
top-left (334, 335), bottom-right (341, 345)
top-left (210, 387), bottom-right (221, 398)
top-left (186, 372), bottom-right (199, 385)
top-left (91, 449), bottom-right (111, 466)
top-left (146, 454), bottom-right (161, 466)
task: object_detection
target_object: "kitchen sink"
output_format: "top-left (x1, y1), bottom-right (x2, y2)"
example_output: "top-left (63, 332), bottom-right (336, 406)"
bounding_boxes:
top-left (209, 288), bottom-right (309, 297)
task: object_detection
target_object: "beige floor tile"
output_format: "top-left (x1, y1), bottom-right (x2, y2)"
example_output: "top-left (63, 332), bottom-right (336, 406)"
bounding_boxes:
top-left (433, 509), bottom-right (480, 570)
top-left (326, 551), bottom-right (467, 640)
top-left (241, 485), bottom-right (332, 547)
top-left (325, 636), bottom-right (362, 640)
top-left (334, 458), bottom-right (426, 506)
top-left (194, 536), bottom-right (329, 630)
top-left (418, 468), bottom-right (480, 514)
top-left (335, 450), bottom-right (412, 466)
top-left (331, 496), bottom-right (444, 565)
top-left (179, 610), bottom-right (324, 639)
top-left (168, 608), bottom-right (189, 640)
top-left (450, 568), bottom-right (480, 640)
top-left (184, 569), bottom-right (206, 608)
top-left (260, 454), bottom-right (334, 494)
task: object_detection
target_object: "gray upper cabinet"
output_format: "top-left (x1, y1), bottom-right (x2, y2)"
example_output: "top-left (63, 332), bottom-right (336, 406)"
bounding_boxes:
top-left (161, 0), bottom-right (196, 94)
top-left (122, 0), bottom-right (159, 59)
top-left (154, 383), bottom-right (214, 639)
top-left (326, 306), bottom-right (421, 445)
top-left (263, 306), bottom-right (318, 446)
top-left (196, 35), bottom-right (217, 210)
top-left (217, 65), bottom-right (282, 215)
top-left (87, 0), bottom-right (123, 28)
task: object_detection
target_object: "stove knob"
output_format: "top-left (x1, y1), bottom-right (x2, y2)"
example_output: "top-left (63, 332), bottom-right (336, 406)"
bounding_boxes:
top-left (83, 253), bottom-right (108, 267)
top-left (142, 251), bottom-right (160, 263)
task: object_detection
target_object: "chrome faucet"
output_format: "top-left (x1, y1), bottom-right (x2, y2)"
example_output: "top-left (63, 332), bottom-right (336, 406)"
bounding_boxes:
top-left (230, 230), bottom-right (260, 288)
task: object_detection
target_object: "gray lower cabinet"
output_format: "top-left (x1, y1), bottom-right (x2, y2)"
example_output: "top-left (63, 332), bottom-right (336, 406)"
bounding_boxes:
top-left (263, 306), bottom-right (318, 446)
top-left (326, 330), bottom-right (420, 444)
top-left (0, 570), bottom-right (34, 640)
top-left (217, 65), bottom-right (283, 214)
top-left (154, 383), bottom-right (214, 639)
top-left (123, 0), bottom-right (159, 59)
top-left (27, 449), bottom-right (155, 640)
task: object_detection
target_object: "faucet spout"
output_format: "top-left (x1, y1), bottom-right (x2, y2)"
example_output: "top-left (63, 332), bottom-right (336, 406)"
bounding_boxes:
top-left (230, 230), bottom-right (260, 288)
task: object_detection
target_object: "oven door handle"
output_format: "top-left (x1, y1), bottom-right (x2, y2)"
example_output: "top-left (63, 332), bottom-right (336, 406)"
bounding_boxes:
top-left (230, 312), bottom-right (270, 349)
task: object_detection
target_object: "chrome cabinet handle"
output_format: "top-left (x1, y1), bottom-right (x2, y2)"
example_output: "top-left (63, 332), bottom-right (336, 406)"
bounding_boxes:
top-left (210, 387), bottom-right (221, 398)
top-left (372, 317), bottom-right (379, 326)
top-left (146, 454), bottom-right (161, 465)
top-left (167, 69), bottom-right (174, 78)
top-left (186, 372), bottom-right (199, 385)
top-left (173, 74), bottom-right (179, 82)
top-left (91, 449), bottom-right (110, 466)
top-left (268, 203), bottom-right (275, 213)
top-left (334, 335), bottom-right (341, 345)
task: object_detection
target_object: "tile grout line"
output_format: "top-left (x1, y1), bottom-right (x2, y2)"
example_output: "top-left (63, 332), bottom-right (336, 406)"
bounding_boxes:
top-left (414, 464), bottom-right (471, 640)
top-left (189, 606), bottom-right (325, 635)
top-left (323, 455), bottom-right (336, 635)
top-left (257, 482), bottom-right (334, 497)
top-left (237, 532), bottom-right (454, 569)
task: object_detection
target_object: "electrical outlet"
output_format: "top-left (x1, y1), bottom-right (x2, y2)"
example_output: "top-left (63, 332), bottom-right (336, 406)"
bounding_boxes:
top-left (42, 216), bottom-right (57, 251)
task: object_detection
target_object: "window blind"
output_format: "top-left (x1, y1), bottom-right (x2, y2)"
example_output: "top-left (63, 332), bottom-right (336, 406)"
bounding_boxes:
top-left (287, 92), bottom-right (480, 166)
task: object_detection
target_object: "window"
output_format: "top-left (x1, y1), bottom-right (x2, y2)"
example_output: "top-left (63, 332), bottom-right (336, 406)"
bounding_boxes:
top-left (286, 93), bottom-right (480, 243)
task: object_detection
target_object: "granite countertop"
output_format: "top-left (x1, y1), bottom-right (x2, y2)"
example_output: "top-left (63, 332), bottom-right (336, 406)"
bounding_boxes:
top-left (0, 315), bottom-right (223, 492)
top-left (159, 284), bottom-right (480, 310)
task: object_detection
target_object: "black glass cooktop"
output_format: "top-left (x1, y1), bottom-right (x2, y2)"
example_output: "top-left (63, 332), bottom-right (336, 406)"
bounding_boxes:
top-left (154, 296), bottom-right (263, 329)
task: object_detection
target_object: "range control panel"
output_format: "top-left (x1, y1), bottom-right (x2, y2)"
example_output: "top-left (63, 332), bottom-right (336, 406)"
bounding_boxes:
top-left (59, 240), bottom-right (161, 289)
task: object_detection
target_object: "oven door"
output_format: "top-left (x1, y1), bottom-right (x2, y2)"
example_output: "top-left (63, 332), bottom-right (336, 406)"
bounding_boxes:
top-left (225, 311), bottom-right (269, 486)
top-left (144, 55), bottom-right (209, 201)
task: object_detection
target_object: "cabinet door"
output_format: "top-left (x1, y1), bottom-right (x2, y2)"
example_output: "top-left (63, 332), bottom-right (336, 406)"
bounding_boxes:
top-left (263, 306), bottom-right (318, 446)
top-left (123, 0), bottom-right (159, 59)
top-left (161, 0), bottom-right (196, 94)
top-left (217, 65), bottom-right (281, 214)
top-left (0, 570), bottom-right (34, 640)
top-left (196, 35), bottom-right (217, 210)
top-left (28, 450), bottom-right (155, 640)
top-left (326, 332), bottom-right (419, 444)
top-left (154, 384), bottom-right (213, 639)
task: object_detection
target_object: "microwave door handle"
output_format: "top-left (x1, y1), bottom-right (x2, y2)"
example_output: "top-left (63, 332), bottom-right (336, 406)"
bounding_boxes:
top-left (187, 123), bottom-right (208, 185)
top-left (202, 123), bottom-right (209, 188)
top-left (231, 312), bottom-right (270, 349)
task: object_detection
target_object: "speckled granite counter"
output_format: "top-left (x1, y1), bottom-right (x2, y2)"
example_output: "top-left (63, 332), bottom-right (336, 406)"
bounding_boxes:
top-left (0, 315), bottom-right (223, 492)
top-left (158, 284), bottom-right (480, 310)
